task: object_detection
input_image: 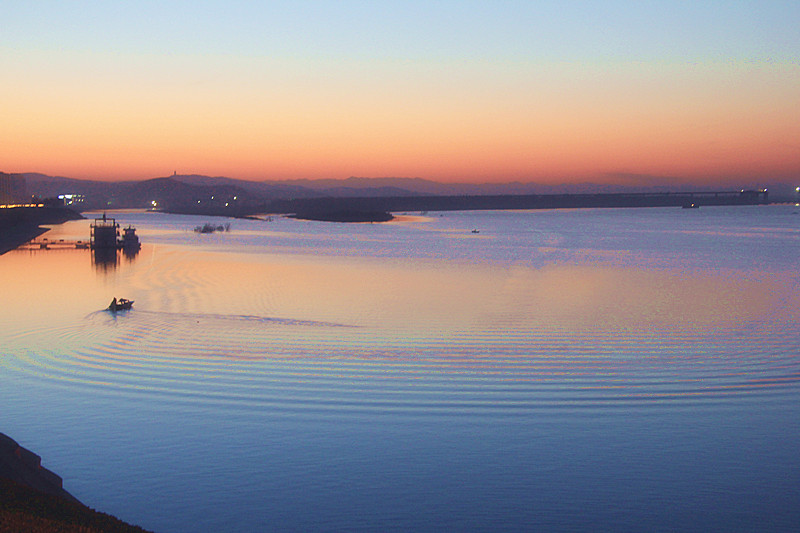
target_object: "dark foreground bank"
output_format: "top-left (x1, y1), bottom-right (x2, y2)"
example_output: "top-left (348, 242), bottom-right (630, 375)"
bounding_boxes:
top-left (0, 207), bottom-right (84, 255)
top-left (0, 433), bottom-right (151, 532)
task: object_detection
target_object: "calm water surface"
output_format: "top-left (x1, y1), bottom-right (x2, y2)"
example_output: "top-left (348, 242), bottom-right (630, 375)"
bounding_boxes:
top-left (2, 206), bottom-right (799, 532)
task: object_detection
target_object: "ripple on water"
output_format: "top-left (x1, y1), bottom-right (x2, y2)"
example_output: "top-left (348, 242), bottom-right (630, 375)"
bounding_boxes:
top-left (3, 306), bottom-right (799, 419)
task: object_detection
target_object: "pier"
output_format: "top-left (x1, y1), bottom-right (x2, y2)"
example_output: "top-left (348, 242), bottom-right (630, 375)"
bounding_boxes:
top-left (15, 214), bottom-right (141, 252)
top-left (17, 238), bottom-right (90, 250)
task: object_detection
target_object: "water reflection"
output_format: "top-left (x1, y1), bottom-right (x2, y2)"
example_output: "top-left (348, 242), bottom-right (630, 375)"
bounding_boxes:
top-left (11, 241), bottom-right (140, 273)
top-left (6, 222), bottom-right (797, 338)
top-left (3, 209), bottom-right (799, 401)
top-left (92, 246), bottom-right (119, 271)
top-left (90, 244), bottom-right (141, 270)
top-left (122, 245), bottom-right (140, 262)
top-left (486, 263), bottom-right (797, 332)
top-left (2, 209), bottom-right (799, 533)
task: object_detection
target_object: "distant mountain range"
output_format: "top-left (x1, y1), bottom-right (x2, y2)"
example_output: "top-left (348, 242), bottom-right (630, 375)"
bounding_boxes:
top-left (16, 172), bottom-right (798, 212)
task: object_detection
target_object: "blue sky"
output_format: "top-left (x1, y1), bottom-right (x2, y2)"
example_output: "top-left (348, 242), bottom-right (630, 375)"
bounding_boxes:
top-left (4, 1), bottom-right (796, 60)
top-left (2, 2), bottom-right (798, 183)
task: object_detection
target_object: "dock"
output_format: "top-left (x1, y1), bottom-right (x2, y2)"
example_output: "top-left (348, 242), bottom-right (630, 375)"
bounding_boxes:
top-left (14, 214), bottom-right (141, 267)
top-left (17, 238), bottom-right (90, 250)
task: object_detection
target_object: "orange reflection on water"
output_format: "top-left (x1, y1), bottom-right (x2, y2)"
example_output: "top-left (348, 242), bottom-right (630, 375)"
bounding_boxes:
top-left (110, 246), bottom-right (800, 337)
top-left (3, 238), bottom-right (798, 343)
top-left (0, 245), bottom-right (142, 327)
top-left (483, 263), bottom-right (798, 333)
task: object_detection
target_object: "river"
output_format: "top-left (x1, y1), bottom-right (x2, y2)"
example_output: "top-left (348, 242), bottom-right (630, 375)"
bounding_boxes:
top-left (1, 205), bottom-right (798, 532)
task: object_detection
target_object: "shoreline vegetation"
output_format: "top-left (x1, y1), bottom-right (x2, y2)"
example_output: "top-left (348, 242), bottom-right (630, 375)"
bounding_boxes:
top-left (193, 222), bottom-right (232, 233)
top-left (0, 432), bottom-right (151, 532)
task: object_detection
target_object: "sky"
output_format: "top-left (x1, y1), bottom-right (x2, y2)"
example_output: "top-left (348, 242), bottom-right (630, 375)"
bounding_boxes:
top-left (1, 1), bottom-right (799, 185)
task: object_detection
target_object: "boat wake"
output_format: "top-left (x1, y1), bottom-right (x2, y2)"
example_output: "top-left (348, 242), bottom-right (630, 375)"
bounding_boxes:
top-left (85, 309), bottom-right (355, 328)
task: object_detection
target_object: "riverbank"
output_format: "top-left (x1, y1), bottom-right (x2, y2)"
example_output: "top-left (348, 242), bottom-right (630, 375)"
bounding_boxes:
top-left (267, 189), bottom-right (770, 216)
top-left (0, 207), bottom-right (83, 255)
top-left (0, 223), bottom-right (50, 255)
top-left (1, 432), bottom-right (151, 532)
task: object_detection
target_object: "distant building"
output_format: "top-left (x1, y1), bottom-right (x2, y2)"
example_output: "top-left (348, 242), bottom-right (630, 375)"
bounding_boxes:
top-left (0, 172), bottom-right (27, 205)
top-left (57, 193), bottom-right (86, 207)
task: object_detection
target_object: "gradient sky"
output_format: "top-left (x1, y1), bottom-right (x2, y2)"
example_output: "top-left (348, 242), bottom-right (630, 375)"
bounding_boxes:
top-left (2, 1), bottom-right (798, 185)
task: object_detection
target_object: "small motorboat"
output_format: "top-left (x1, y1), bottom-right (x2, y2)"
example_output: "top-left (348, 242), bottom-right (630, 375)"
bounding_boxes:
top-left (108, 298), bottom-right (134, 312)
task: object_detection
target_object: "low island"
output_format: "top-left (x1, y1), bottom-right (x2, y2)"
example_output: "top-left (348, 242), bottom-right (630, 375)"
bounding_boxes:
top-left (290, 209), bottom-right (394, 223)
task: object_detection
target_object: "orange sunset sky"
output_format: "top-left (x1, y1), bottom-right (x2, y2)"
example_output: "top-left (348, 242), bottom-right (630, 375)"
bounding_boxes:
top-left (2, 2), bottom-right (799, 186)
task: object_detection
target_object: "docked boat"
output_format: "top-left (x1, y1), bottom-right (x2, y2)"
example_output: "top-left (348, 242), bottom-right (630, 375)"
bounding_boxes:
top-left (108, 298), bottom-right (134, 312)
top-left (121, 225), bottom-right (141, 250)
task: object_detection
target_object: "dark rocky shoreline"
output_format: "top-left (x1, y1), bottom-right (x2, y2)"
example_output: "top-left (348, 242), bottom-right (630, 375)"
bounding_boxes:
top-left (0, 433), bottom-right (151, 532)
